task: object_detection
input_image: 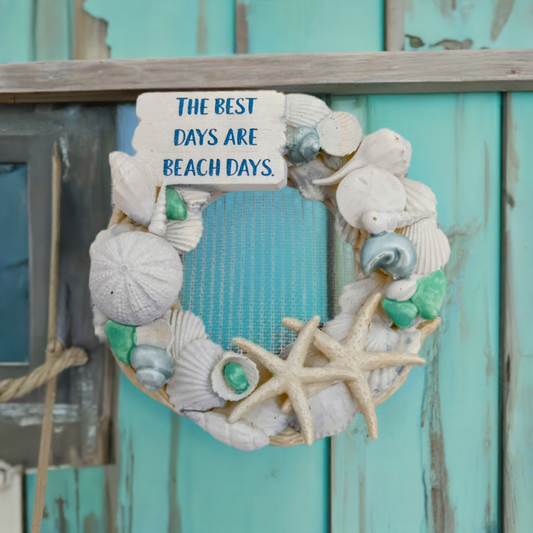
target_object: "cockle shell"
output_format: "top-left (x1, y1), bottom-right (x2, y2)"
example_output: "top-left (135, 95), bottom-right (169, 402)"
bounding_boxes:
top-left (336, 166), bottom-right (406, 229)
top-left (131, 345), bottom-right (174, 392)
top-left (89, 231), bottom-right (183, 326)
top-left (313, 128), bottom-right (412, 185)
top-left (136, 318), bottom-right (173, 350)
top-left (287, 155), bottom-right (335, 202)
top-left (398, 218), bottom-right (450, 275)
top-left (169, 309), bottom-right (208, 358)
top-left (286, 93), bottom-right (331, 128)
top-left (110, 152), bottom-right (157, 226)
top-left (398, 176), bottom-right (437, 214)
top-left (243, 398), bottom-right (291, 437)
top-left (211, 352), bottom-right (260, 401)
top-left (316, 112), bottom-right (363, 157)
top-left (184, 410), bottom-right (270, 451)
top-left (167, 339), bottom-right (226, 412)
top-left (165, 211), bottom-right (204, 253)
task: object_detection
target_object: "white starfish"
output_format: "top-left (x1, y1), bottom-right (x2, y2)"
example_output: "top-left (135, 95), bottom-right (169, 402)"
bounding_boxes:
top-left (229, 316), bottom-right (362, 445)
top-left (282, 293), bottom-right (426, 440)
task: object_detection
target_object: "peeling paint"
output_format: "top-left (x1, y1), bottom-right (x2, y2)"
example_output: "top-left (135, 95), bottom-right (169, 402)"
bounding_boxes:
top-left (235, 2), bottom-right (248, 54)
top-left (484, 141), bottom-right (490, 231)
top-left (83, 512), bottom-right (100, 533)
top-left (439, 0), bottom-right (457, 18)
top-left (490, 0), bottom-right (515, 41)
top-left (405, 34), bottom-right (425, 48)
top-left (196, 0), bottom-right (208, 55)
top-left (167, 414), bottom-right (182, 533)
top-left (431, 38), bottom-right (473, 50)
top-left (55, 496), bottom-right (68, 533)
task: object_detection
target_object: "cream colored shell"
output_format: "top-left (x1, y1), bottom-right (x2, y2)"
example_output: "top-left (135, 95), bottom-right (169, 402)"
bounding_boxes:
top-left (316, 112), bottom-right (363, 157)
top-left (286, 93), bottom-right (331, 128)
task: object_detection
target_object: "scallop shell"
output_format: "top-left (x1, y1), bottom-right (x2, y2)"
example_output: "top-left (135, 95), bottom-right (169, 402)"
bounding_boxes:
top-left (167, 339), bottom-right (226, 412)
top-left (184, 410), bottom-right (270, 451)
top-left (398, 218), bottom-right (450, 275)
top-left (243, 398), bottom-right (291, 437)
top-left (336, 166), bottom-right (407, 229)
top-left (131, 345), bottom-right (174, 392)
top-left (176, 188), bottom-right (211, 211)
top-left (286, 94), bottom-right (331, 128)
top-left (136, 318), bottom-right (173, 350)
top-left (165, 211), bottom-right (203, 253)
top-left (110, 152), bottom-right (157, 226)
top-left (169, 309), bottom-right (208, 358)
top-left (211, 352), bottom-right (260, 401)
top-left (366, 321), bottom-right (399, 352)
top-left (89, 231), bottom-right (183, 326)
top-left (313, 128), bottom-right (412, 185)
top-left (398, 177), bottom-right (437, 214)
top-left (317, 112), bottom-right (363, 157)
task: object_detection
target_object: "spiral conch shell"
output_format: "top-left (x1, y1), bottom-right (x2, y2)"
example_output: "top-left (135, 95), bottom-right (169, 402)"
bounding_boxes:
top-left (110, 152), bottom-right (157, 226)
top-left (89, 231), bottom-right (183, 326)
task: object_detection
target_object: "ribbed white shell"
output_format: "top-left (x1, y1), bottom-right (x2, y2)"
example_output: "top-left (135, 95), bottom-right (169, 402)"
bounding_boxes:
top-left (286, 93), bottom-right (331, 128)
top-left (136, 318), bottom-right (173, 350)
top-left (176, 188), bottom-right (212, 210)
top-left (169, 309), bottom-right (208, 359)
top-left (366, 321), bottom-right (399, 352)
top-left (89, 231), bottom-right (182, 326)
top-left (211, 352), bottom-right (260, 401)
top-left (110, 152), bottom-right (156, 226)
top-left (398, 176), bottom-right (438, 214)
top-left (165, 211), bottom-right (203, 253)
top-left (398, 218), bottom-right (450, 275)
top-left (334, 210), bottom-right (359, 247)
top-left (317, 111), bottom-right (363, 157)
top-left (185, 410), bottom-right (270, 451)
top-left (167, 339), bottom-right (226, 412)
top-left (243, 398), bottom-right (291, 437)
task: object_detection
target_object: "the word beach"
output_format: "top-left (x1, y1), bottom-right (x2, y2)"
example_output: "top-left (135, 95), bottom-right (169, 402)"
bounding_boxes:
top-left (133, 91), bottom-right (288, 190)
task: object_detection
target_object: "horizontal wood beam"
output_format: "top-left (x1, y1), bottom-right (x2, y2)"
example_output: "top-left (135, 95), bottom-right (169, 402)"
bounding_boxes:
top-left (1, 49), bottom-right (533, 103)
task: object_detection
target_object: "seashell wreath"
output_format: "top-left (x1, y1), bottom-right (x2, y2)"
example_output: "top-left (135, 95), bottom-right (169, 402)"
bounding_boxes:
top-left (89, 93), bottom-right (449, 451)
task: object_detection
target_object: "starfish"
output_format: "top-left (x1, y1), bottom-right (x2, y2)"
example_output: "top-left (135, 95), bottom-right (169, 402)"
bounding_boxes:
top-left (282, 293), bottom-right (426, 440)
top-left (229, 316), bottom-right (362, 445)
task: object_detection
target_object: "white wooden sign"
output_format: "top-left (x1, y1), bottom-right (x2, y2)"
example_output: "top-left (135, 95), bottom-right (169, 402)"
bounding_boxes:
top-left (133, 91), bottom-right (287, 191)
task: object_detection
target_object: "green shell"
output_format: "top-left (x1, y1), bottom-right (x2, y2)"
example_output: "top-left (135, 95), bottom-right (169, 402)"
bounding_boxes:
top-left (104, 319), bottom-right (136, 364)
top-left (166, 188), bottom-right (188, 221)
top-left (223, 363), bottom-right (249, 395)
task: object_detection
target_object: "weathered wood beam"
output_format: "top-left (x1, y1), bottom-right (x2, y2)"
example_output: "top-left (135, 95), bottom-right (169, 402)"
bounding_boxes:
top-left (1, 49), bottom-right (533, 103)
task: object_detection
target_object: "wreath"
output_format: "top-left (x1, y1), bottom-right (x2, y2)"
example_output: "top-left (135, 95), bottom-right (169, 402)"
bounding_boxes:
top-left (89, 93), bottom-right (449, 450)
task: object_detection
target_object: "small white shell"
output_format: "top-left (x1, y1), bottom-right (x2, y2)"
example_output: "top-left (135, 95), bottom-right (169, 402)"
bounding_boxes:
top-left (136, 318), bottom-right (173, 350)
top-left (361, 210), bottom-right (434, 234)
top-left (148, 186), bottom-right (168, 236)
top-left (176, 188), bottom-right (211, 210)
top-left (366, 321), bottom-right (399, 352)
top-left (398, 177), bottom-right (437, 214)
top-left (317, 112), bottom-right (363, 157)
top-left (167, 339), bottom-right (226, 412)
top-left (286, 93), bottom-right (331, 128)
top-left (185, 410), bottom-right (269, 451)
top-left (89, 231), bottom-right (183, 326)
top-left (336, 166), bottom-right (406, 229)
top-left (243, 398), bottom-right (290, 437)
top-left (110, 152), bottom-right (156, 226)
top-left (211, 352), bottom-right (259, 401)
top-left (385, 278), bottom-right (418, 302)
top-left (165, 211), bottom-right (203, 253)
top-left (313, 128), bottom-right (412, 185)
top-left (398, 218), bottom-right (450, 275)
top-left (170, 309), bottom-right (208, 358)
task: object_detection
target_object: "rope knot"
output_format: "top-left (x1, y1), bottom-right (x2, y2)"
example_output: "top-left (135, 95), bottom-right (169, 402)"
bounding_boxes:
top-left (46, 339), bottom-right (63, 361)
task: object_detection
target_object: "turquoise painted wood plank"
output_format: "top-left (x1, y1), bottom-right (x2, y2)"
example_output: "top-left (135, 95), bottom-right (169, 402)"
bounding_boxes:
top-left (0, 0), bottom-right (34, 62)
top-left (84, 0), bottom-right (235, 58)
top-left (26, 466), bottom-right (108, 532)
top-left (34, 0), bottom-right (72, 61)
top-left (331, 93), bottom-right (501, 532)
top-left (0, 165), bottom-right (29, 363)
top-left (502, 92), bottom-right (533, 533)
top-left (404, 0), bottom-right (533, 50)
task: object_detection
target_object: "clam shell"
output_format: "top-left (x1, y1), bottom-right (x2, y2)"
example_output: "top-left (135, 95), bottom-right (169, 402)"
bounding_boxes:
top-left (175, 188), bottom-right (211, 210)
top-left (170, 309), bottom-right (208, 358)
top-left (286, 94), bottom-right (331, 128)
top-left (89, 231), bottom-right (183, 326)
top-left (398, 177), bottom-right (437, 214)
top-left (136, 318), bottom-right (173, 350)
top-left (184, 410), bottom-right (269, 451)
top-left (317, 112), bottom-right (363, 157)
top-left (131, 345), bottom-right (174, 392)
top-left (165, 211), bottom-right (203, 253)
top-left (398, 218), bottom-right (450, 275)
top-left (110, 152), bottom-right (157, 226)
top-left (336, 166), bottom-right (406, 229)
top-left (243, 398), bottom-right (290, 437)
top-left (167, 339), bottom-right (226, 412)
top-left (211, 352), bottom-right (260, 401)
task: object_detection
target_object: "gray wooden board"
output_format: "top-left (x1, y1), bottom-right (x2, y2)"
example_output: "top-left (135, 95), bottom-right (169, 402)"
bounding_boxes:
top-left (0, 49), bottom-right (533, 103)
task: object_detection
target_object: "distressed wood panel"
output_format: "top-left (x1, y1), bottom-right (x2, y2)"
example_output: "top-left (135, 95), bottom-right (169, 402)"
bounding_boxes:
top-left (502, 92), bottom-right (533, 533)
top-left (3, 49), bottom-right (533, 102)
top-left (0, 0), bottom-right (34, 63)
top-left (331, 93), bottom-right (501, 532)
top-left (404, 0), bottom-right (533, 51)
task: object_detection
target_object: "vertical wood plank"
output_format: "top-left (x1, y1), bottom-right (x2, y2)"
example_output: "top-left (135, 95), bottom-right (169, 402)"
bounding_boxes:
top-left (331, 93), bottom-right (501, 532)
top-left (73, 0), bottom-right (110, 60)
top-left (0, 0), bottom-right (34, 63)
